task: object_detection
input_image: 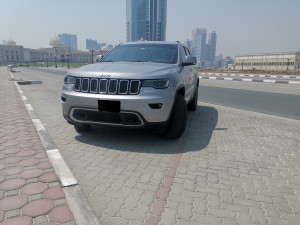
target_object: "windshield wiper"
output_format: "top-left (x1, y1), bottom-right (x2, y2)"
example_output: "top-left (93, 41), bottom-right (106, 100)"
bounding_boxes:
top-left (130, 60), bottom-right (144, 62)
top-left (102, 60), bottom-right (115, 62)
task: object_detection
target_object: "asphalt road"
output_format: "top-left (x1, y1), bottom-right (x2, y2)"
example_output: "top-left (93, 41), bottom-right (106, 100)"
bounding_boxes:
top-left (28, 67), bottom-right (67, 76)
top-left (24, 67), bottom-right (300, 120)
top-left (198, 85), bottom-right (300, 120)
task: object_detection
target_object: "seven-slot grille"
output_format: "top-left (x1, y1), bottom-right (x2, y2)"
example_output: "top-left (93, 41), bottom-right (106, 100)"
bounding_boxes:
top-left (74, 78), bottom-right (141, 95)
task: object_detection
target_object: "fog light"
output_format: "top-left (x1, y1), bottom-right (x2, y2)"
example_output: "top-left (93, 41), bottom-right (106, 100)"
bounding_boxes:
top-left (61, 96), bottom-right (66, 103)
top-left (149, 103), bottom-right (163, 109)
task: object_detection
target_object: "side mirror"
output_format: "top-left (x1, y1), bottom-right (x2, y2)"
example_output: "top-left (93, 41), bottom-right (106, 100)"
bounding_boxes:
top-left (183, 56), bottom-right (197, 66)
top-left (96, 55), bottom-right (103, 62)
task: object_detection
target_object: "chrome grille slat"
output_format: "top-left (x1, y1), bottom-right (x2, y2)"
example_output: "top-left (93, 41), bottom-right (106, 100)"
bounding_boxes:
top-left (74, 78), bottom-right (141, 95)
top-left (108, 79), bottom-right (118, 94)
top-left (130, 80), bottom-right (141, 94)
top-left (119, 80), bottom-right (129, 94)
top-left (81, 78), bottom-right (89, 92)
top-left (99, 79), bottom-right (108, 93)
top-left (74, 78), bottom-right (81, 91)
top-left (90, 79), bottom-right (98, 93)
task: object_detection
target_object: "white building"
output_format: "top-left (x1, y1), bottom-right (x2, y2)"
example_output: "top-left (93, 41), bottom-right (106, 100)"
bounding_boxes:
top-left (0, 37), bottom-right (110, 65)
top-left (235, 52), bottom-right (300, 71)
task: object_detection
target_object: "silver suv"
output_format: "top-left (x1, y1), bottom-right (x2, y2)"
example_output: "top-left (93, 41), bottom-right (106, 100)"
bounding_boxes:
top-left (61, 41), bottom-right (198, 138)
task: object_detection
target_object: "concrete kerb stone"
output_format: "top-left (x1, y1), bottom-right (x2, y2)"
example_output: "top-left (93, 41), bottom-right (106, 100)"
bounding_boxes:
top-left (9, 71), bottom-right (102, 225)
top-left (17, 80), bottom-right (42, 85)
top-left (46, 149), bottom-right (77, 187)
top-left (10, 71), bottom-right (42, 85)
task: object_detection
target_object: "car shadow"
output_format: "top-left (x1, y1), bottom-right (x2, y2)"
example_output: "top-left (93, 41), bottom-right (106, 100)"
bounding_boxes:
top-left (74, 105), bottom-right (219, 154)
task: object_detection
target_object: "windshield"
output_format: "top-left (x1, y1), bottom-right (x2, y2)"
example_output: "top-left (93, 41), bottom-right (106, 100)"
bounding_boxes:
top-left (102, 44), bottom-right (178, 64)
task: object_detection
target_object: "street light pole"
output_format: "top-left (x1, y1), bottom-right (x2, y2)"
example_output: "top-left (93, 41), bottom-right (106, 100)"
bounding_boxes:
top-left (66, 52), bottom-right (70, 69)
top-left (46, 57), bottom-right (48, 68)
top-left (90, 49), bottom-right (95, 64)
top-left (241, 59), bottom-right (244, 70)
top-left (54, 55), bottom-right (57, 68)
top-left (287, 58), bottom-right (291, 71)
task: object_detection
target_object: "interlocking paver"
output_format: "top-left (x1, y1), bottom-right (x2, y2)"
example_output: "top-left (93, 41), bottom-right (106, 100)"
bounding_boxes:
top-left (21, 182), bottom-right (48, 195)
top-left (0, 156), bottom-right (22, 164)
top-left (0, 166), bottom-right (23, 176)
top-left (0, 216), bottom-right (32, 225)
top-left (38, 172), bottom-right (59, 183)
top-left (0, 68), bottom-right (77, 224)
top-left (22, 199), bottom-right (55, 217)
top-left (0, 195), bottom-right (28, 211)
top-left (18, 158), bottom-right (40, 167)
top-left (0, 178), bottom-right (26, 191)
top-left (43, 186), bottom-right (65, 200)
top-left (2, 147), bottom-right (21, 155)
top-left (48, 204), bottom-right (74, 223)
top-left (16, 149), bottom-right (37, 157)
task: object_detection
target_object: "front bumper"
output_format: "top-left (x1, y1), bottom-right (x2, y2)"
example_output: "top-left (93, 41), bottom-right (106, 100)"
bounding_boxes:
top-left (61, 85), bottom-right (176, 127)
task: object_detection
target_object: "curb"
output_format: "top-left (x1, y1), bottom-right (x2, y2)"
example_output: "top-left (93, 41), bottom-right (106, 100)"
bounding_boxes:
top-left (198, 75), bottom-right (300, 85)
top-left (200, 72), bottom-right (300, 79)
top-left (9, 71), bottom-right (101, 225)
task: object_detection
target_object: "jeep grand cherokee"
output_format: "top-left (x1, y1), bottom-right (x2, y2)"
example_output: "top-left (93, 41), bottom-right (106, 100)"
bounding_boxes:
top-left (61, 41), bottom-right (198, 138)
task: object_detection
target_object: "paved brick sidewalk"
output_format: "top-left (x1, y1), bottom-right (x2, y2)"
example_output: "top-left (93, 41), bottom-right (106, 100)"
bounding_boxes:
top-left (0, 67), bottom-right (77, 225)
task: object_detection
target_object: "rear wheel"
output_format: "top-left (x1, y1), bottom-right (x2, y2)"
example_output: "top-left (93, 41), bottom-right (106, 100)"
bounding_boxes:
top-left (74, 124), bottom-right (91, 133)
top-left (164, 94), bottom-right (187, 139)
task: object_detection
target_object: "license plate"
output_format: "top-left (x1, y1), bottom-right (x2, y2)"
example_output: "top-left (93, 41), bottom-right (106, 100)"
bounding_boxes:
top-left (98, 100), bottom-right (120, 113)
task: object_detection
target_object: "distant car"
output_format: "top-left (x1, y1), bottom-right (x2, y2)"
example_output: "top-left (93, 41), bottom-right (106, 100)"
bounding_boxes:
top-left (7, 64), bottom-right (17, 71)
top-left (61, 41), bottom-right (198, 138)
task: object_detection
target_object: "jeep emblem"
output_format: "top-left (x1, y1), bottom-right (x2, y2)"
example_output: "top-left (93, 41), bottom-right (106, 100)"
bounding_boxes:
top-left (99, 74), bottom-right (111, 78)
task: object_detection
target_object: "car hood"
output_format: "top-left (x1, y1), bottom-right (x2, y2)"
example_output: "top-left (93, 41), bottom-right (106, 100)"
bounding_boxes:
top-left (67, 62), bottom-right (179, 79)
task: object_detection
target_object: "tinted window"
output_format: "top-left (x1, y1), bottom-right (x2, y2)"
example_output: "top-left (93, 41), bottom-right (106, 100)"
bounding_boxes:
top-left (102, 44), bottom-right (178, 64)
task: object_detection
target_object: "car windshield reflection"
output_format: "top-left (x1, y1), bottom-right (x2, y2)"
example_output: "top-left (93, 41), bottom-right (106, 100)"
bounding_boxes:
top-left (102, 44), bottom-right (178, 64)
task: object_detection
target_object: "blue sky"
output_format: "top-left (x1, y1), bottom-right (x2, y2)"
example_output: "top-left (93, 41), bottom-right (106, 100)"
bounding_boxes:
top-left (1, 0), bottom-right (299, 57)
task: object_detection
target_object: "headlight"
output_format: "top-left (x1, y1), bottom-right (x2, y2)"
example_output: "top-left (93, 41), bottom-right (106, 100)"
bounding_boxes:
top-left (63, 76), bottom-right (75, 85)
top-left (142, 79), bottom-right (169, 89)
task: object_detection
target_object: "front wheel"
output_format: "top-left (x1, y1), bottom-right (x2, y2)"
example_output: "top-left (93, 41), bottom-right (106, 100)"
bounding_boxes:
top-left (187, 85), bottom-right (198, 111)
top-left (164, 94), bottom-right (187, 139)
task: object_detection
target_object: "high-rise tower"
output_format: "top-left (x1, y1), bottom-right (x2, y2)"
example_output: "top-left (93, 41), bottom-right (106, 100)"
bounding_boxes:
top-left (191, 28), bottom-right (217, 68)
top-left (207, 31), bottom-right (217, 68)
top-left (126, 0), bottom-right (167, 42)
top-left (58, 33), bottom-right (77, 50)
top-left (191, 28), bottom-right (207, 64)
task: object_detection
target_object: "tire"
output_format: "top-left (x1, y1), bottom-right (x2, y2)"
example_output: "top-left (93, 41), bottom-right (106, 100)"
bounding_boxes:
top-left (74, 124), bottom-right (91, 133)
top-left (187, 85), bottom-right (198, 111)
top-left (164, 94), bottom-right (187, 139)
